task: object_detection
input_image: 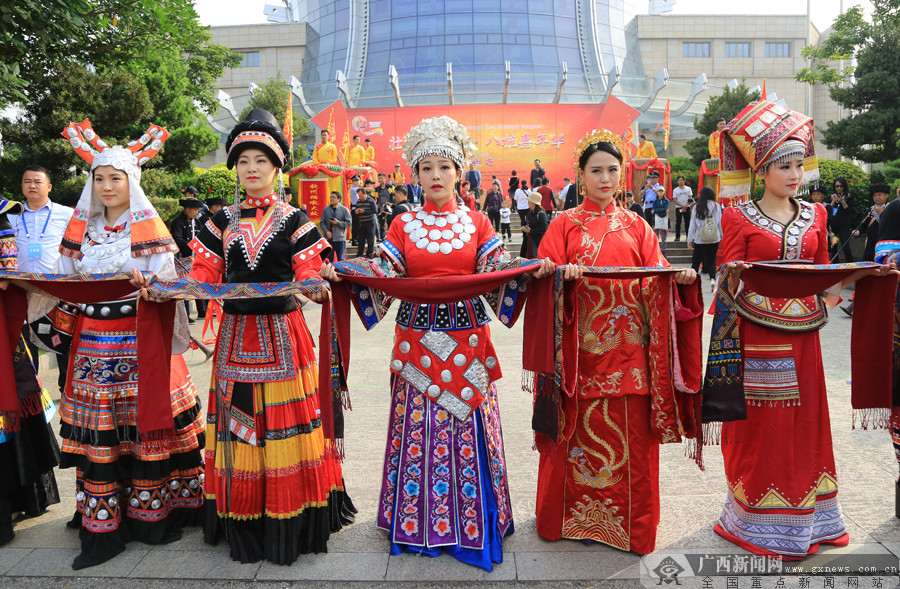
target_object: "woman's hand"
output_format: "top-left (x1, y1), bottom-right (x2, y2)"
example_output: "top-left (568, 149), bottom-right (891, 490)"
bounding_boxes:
top-left (319, 261), bottom-right (343, 282)
top-left (841, 263), bottom-right (899, 288)
top-left (130, 268), bottom-right (168, 303)
top-left (530, 257), bottom-right (556, 279)
top-left (522, 225), bottom-right (531, 233)
top-left (675, 268), bottom-right (697, 285)
top-left (307, 282), bottom-right (331, 303)
top-left (561, 264), bottom-right (584, 281)
top-left (0, 280), bottom-right (8, 291)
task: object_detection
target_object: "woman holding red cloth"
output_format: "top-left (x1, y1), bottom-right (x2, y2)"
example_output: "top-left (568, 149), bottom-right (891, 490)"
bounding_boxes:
top-left (531, 129), bottom-right (697, 554)
top-left (710, 100), bottom-right (894, 559)
top-left (184, 109), bottom-right (355, 565)
top-left (56, 120), bottom-right (205, 569)
top-left (322, 116), bottom-right (551, 571)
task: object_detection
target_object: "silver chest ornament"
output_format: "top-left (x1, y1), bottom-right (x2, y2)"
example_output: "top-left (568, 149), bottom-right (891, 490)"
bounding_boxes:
top-left (403, 206), bottom-right (476, 255)
top-left (74, 220), bottom-right (132, 274)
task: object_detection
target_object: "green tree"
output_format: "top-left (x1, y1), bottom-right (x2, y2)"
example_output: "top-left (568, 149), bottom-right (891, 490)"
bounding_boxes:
top-left (1, 0), bottom-right (240, 111)
top-left (238, 75), bottom-right (312, 163)
top-left (683, 82), bottom-right (761, 166)
top-left (0, 63), bottom-right (153, 194)
top-left (795, 2), bottom-right (900, 163)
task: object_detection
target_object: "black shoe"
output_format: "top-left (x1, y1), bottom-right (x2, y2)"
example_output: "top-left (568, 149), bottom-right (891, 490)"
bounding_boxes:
top-left (840, 305), bottom-right (853, 317)
top-left (188, 318), bottom-right (196, 325)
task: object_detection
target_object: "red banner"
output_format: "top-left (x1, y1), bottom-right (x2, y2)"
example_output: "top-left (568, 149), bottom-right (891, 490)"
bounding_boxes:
top-left (311, 98), bottom-right (639, 195)
top-left (297, 178), bottom-right (328, 221)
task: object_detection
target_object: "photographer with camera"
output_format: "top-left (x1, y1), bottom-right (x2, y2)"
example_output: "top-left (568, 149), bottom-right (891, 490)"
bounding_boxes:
top-left (828, 177), bottom-right (855, 262)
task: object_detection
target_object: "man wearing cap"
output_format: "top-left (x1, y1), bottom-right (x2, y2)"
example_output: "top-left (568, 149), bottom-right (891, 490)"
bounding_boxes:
top-left (206, 196), bottom-right (225, 216)
top-left (389, 163), bottom-right (405, 186)
top-left (170, 192), bottom-right (205, 321)
top-left (312, 129), bottom-right (338, 165)
top-left (640, 171), bottom-right (663, 225)
top-left (349, 174), bottom-right (361, 245)
top-left (625, 190), bottom-right (643, 216)
top-left (843, 183), bottom-right (891, 317)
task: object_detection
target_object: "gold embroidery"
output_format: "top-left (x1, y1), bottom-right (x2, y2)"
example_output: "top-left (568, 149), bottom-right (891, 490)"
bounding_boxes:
top-left (561, 495), bottom-right (630, 550)
top-left (630, 367), bottom-right (646, 390)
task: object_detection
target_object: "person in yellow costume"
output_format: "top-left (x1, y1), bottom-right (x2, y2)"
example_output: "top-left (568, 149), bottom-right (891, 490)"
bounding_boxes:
top-left (636, 134), bottom-right (657, 159)
top-left (345, 135), bottom-right (366, 168)
top-left (708, 118), bottom-right (726, 159)
top-left (364, 138), bottom-right (376, 163)
top-left (312, 129), bottom-right (339, 165)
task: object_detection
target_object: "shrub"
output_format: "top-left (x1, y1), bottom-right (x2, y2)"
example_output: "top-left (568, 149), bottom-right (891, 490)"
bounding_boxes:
top-left (150, 197), bottom-right (181, 224)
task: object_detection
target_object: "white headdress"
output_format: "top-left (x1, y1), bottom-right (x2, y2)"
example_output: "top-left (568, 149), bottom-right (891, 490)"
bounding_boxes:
top-left (402, 116), bottom-right (476, 176)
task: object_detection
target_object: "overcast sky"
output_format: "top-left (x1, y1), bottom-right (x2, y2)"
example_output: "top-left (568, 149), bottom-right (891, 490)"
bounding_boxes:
top-left (193, 0), bottom-right (871, 31)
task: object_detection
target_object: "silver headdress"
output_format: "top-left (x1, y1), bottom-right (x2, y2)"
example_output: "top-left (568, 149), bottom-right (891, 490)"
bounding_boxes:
top-left (402, 116), bottom-right (476, 175)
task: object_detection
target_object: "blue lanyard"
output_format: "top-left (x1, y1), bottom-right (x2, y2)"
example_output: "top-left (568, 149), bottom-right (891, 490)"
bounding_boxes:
top-left (20, 202), bottom-right (53, 240)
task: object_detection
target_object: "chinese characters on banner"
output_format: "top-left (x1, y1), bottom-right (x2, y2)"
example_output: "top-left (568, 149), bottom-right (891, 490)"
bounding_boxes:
top-left (309, 98), bottom-right (640, 194)
top-left (298, 179), bottom-right (328, 220)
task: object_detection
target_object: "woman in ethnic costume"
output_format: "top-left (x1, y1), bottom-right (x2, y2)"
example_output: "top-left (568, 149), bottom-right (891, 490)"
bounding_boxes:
top-left (186, 109), bottom-right (355, 565)
top-left (532, 129), bottom-right (697, 555)
top-left (56, 120), bottom-right (205, 569)
top-left (711, 100), bottom-right (892, 559)
top-left (0, 199), bottom-right (61, 545)
top-left (321, 116), bottom-right (548, 571)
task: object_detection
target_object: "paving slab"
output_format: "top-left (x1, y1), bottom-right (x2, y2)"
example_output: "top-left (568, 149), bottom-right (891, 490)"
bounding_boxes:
top-left (385, 551), bottom-right (517, 582)
top-left (129, 548), bottom-right (260, 580)
top-left (0, 549), bottom-right (31, 576)
top-left (255, 551), bottom-right (389, 581)
top-left (515, 549), bottom-right (639, 581)
top-left (6, 547), bottom-right (146, 578)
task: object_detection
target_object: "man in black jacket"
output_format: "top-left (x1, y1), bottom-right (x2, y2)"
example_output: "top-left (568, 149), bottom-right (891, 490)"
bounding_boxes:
top-left (170, 194), bottom-right (205, 320)
top-left (530, 159), bottom-right (545, 190)
top-left (354, 188), bottom-right (378, 258)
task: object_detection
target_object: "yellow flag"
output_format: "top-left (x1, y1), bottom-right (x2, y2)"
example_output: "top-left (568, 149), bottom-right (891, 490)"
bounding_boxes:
top-left (282, 94), bottom-right (293, 146)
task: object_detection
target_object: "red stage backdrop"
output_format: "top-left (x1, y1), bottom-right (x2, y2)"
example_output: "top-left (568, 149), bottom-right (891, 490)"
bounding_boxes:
top-left (311, 98), bottom-right (639, 195)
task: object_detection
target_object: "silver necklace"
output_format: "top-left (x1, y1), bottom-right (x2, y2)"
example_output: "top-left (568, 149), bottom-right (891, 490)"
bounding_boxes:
top-left (401, 205), bottom-right (477, 255)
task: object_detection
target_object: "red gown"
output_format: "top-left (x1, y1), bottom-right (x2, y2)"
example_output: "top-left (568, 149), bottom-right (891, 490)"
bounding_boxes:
top-left (715, 199), bottom-right (849, 559)
top-left (535, 198), bottom-right (671, 554)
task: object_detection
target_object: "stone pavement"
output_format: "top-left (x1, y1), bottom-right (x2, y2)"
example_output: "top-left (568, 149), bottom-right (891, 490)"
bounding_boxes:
top-left (1, 273), bottom-right (898, 588)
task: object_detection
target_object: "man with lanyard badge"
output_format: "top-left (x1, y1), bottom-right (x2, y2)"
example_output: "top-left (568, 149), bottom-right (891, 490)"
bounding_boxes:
top-left (14, 165), bottom-right (74, 380)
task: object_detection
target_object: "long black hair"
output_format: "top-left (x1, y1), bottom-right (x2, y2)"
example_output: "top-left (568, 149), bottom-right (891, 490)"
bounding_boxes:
top-left (578, 142), bottom-right (624, 169)
top-left (833, 177), bottom-right (848, 194)
top-left (695, 186), bottom-right (717, 220)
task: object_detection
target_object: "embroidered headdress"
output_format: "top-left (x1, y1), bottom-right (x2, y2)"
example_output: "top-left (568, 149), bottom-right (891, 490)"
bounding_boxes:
top-left (572, 129), bottom-right (629, 194)
top-left (719, 100), bottom-right (818, 204)
top-left (60, 119), bottom-right (177, 259)
top-left (225, 108), bottom-right (290, 170)
top-left (402, 116), bottom-right (476, 174)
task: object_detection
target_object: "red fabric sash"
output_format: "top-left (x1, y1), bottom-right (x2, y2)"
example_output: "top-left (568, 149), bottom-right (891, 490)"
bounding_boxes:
top-left (0, 286), bottom-right (28, 421)
top-left (332, 264), bottom-right (538, 392)
top-left (738, 262), bottom-right (897, 426)
top-left (0, 273), bottom-right (173, 436)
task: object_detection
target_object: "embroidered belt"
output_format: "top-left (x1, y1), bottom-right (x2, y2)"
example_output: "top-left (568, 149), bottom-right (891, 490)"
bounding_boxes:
top-left (395, 298), bottom-right (491, 331)
top-left (81, 299), bottom-right (139, 320)
top-left (735, 290), bottom-right (827, 332)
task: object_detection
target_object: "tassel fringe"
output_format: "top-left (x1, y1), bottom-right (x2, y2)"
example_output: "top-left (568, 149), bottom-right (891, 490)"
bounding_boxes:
top-left (852, 407), bottom-right (892, 430)
top-left (702, 421), bottom-right (722, 446)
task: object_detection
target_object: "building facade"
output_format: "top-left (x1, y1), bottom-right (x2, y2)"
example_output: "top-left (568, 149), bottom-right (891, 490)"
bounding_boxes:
top-left (205, 3), bottom-right (841, 162)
